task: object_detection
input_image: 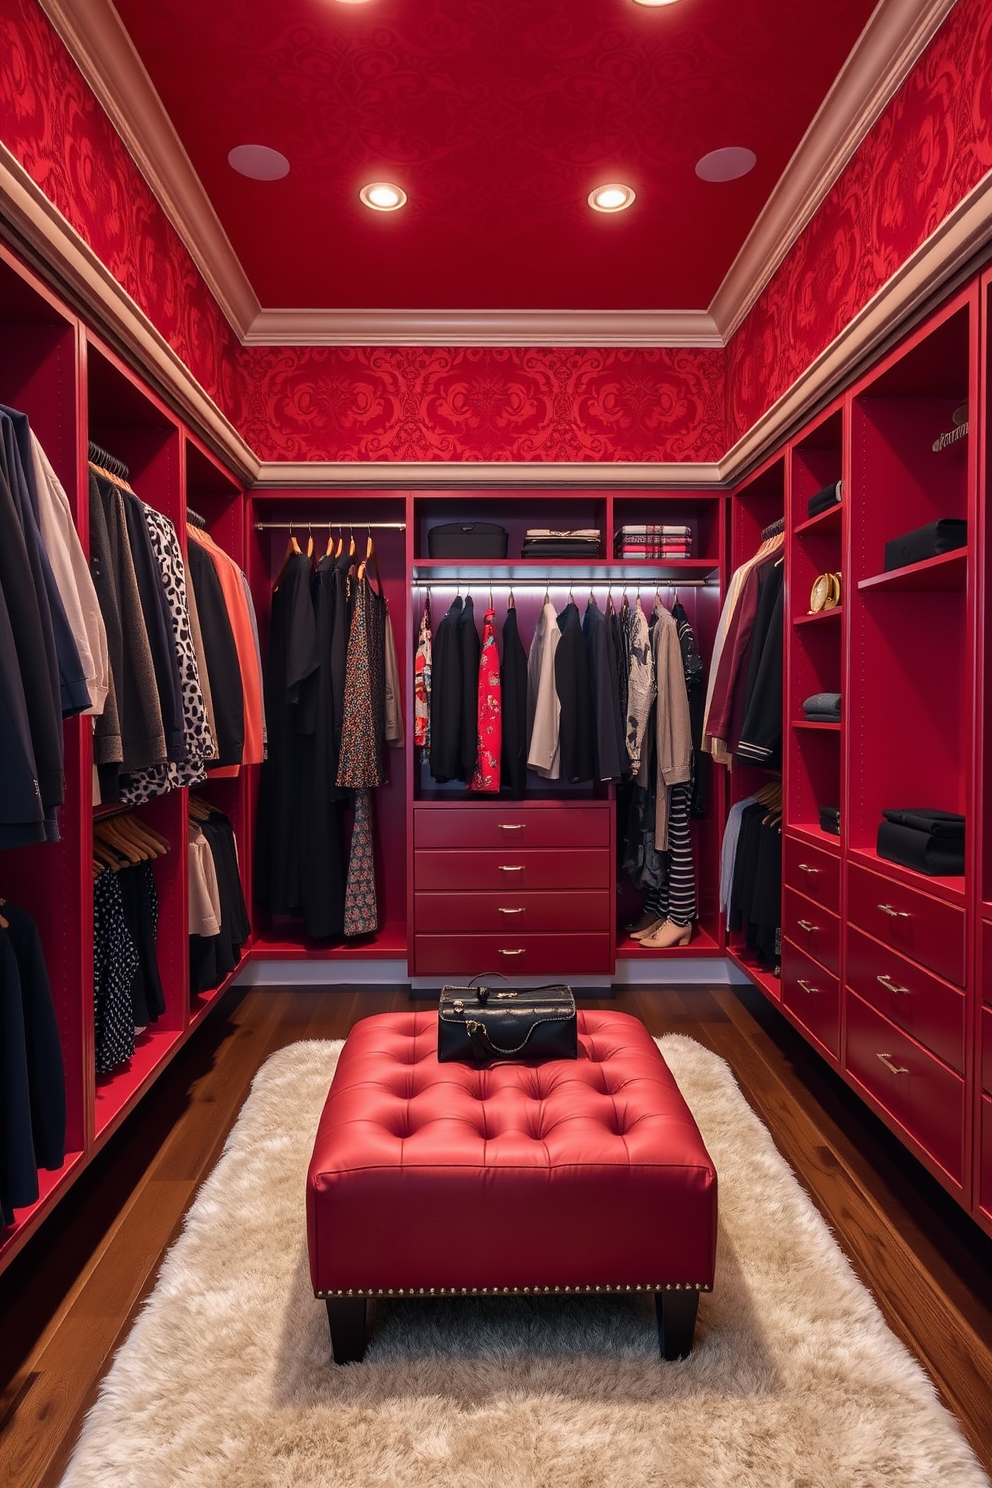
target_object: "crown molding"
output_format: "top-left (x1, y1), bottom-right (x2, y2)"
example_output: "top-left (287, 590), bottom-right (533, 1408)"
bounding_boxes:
top-left (710, 0), bottom-right (957, 341)
top-left (0, 143), bottom-right (259, 484)
top-left (718, 163), bottom-right (992, 485)
top-left (36, 0), bottom-right (260, 340)
top-left (243, 307), bottom-right (722, 348)
top-left (251, 460), bottom-right (725, 488)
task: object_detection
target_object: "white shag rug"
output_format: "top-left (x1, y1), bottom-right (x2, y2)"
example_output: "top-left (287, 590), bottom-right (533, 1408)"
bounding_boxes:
top-left (59, 1036), bottom-right (989, 1488)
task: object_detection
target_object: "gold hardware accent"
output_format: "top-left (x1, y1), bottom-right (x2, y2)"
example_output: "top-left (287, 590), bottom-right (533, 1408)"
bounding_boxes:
top-left (797, 862), bottom-right (819, 874)
top-left (876, 1051), bottom-right (910, 1075)
top-left (316, 1282), bottom-right (712, 1298)
top-left (797, 919), bottom-right (819, 933)
top-left (499, 947), bottom-right (525, 956)
top-left (498, 906), bottom-right (525, 915)
top-left (876, 974), bottom-right (910, 994)
top-left (797, 978), bottom-right (818, 994)
top-left (877, 903), bottom-right (909, 918)
top-left (498, 864), bottom-right (524, 872)
top-left (499, 823), bottom-right (525, 830)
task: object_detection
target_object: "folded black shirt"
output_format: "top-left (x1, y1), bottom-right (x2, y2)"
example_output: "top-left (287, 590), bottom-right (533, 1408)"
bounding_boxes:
top-left (881, 808), bottom-right (964, 839)
top-left (877, 820), bottom-right (964, 876)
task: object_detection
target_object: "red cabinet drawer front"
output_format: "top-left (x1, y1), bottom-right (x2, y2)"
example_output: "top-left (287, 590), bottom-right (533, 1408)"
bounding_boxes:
top-left (982, 1006), bottom-right (992, 1096)
top-left (783, 836), bottom-right (840, 914)
top-left (415, 890), bottom-right (610, 934)
top-left (781, 939), bottom-right (840, 1058)
top-left (845, 992), bottom-right (965, 1184)
top-left (414, 806), bottom-right (610, 850)
top-left (413, 933), bottom-right (613, 976)
top-left (847, 863), bottom-right (966, 987)
top-left (983, 920), bottom-right (992, 1007)
top-left (415, 849), bottom-right (611, 892)
top-left (783, 887), bottom-right (840, 977)
top-left (847, 925), bottom-right (967, 1075)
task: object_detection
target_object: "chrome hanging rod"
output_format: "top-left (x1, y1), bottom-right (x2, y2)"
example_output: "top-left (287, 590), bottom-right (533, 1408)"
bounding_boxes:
top-left (254, 520), bottom-right (406, 531)
top-left (414, 577), bottom-right (707, 588)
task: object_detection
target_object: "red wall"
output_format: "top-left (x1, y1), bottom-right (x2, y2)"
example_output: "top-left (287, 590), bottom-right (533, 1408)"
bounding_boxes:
top-left (726, 0), bottom-right (992, 445)
top-left (2, 0), bottom-right (991, 463)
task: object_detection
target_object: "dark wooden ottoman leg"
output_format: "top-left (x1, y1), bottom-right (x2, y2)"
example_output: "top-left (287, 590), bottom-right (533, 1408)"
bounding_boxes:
top-left (325, 1296), bottom-right (368, 1364)
top-left (656, 1290), bottom-right (699, 1361)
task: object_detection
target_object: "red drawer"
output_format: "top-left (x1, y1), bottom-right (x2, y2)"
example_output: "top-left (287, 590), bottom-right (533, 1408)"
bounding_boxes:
top-left (847, 924), bottom-right (967, 1075)
top-left (415, 849), bottom-right (611, 892)
top-left (413, 932), bottom-right (613, 976)
top-left (783, 835), bottom-right (840, 915)
top-left (414, 890), bottom-right (610, 934)
top-left (414, 805), bottom-right (610, 850)
top-left (847, 862), bottom-right (966, 987)
top-left (845, 991), bottom-right (965, 1185)
top-left (983, 920), bottom-right (992, 1007)
top-left (783, 886), bottom-right (840, 977)
top-left (781, 939), bottom-right (840, 1059)
top-left (982, 1005), bottom-right (992, 1096)
top-left (981, 1095), bottom-right (992, 1221)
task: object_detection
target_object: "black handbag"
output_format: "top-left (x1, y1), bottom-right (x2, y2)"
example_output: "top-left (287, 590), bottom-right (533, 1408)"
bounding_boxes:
top-left (438, 975), bottom-right (577, 1063)
top-left (427, 522), bottom-right (509, 558)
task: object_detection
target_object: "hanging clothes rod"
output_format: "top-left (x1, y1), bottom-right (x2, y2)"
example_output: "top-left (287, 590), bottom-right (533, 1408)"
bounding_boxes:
top-left (413, 576), bottom-right (708, 588)
top-left (253, 520), bottom-right (406, 531)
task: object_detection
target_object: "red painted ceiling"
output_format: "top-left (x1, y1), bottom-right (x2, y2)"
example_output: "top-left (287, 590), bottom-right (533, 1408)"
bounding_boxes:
top-left (112, 0), bottom-right (880, 312)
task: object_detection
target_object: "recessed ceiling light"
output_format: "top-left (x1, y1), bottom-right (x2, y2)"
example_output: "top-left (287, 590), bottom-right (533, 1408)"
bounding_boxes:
top-left (695, 147), bottom-right (757, 183)
top-left (359, 182), bottom-right (407, 211)
top-left (227, 144), bottom-right (290, 181)
top-left (631, 1), bottom-right (684, 6)
top-left (588, 183), bottom-right (636, 213)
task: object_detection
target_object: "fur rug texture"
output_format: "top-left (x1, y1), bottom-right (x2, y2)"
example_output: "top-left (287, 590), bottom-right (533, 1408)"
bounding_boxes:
top-left (59, 1035), bottom-right (989, 1488)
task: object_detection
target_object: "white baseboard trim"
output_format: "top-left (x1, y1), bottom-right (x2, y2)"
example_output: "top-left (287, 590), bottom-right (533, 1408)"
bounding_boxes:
top-left (236, 955), bottom-right (746, 989)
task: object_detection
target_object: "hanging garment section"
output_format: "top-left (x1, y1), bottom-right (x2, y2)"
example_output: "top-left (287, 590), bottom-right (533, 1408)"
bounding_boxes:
top-left (0, 897), bottom-right (66, 1229)
top-left (720, 781), bottom-right (783, 975)
top-left (188, 795), bottom-right (250, 993)
top-left (417, 582), bottom-right (707, 947)
top-left (703, 519), bottom-right (784, 768)
top-left (253, 524), bottom-right (404, 941)
top-left (92, 811), bottom-right (169, 1075)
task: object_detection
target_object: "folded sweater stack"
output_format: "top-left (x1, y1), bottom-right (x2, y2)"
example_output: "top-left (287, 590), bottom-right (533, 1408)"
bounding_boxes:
top-left (876, 808), bottom-right (965, 876)
top-left (802, 691), bottom-right (841, 721)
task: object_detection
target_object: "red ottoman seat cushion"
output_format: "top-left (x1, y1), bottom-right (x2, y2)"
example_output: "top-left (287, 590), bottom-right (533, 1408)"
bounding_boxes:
top-left (307, 1008), bottom-right (717, 1298)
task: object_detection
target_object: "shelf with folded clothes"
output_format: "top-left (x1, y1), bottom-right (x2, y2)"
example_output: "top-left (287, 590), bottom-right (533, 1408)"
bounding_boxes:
top-left (847, 845), bottom-right (968, 905)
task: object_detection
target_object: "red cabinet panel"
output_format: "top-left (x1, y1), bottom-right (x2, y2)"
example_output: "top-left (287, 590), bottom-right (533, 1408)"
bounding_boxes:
top-left (847, 862), bottom-right (966, 987)
top-left (982, 1006), bottom-right (992, 1097)
top-left (981, 1095), bottom-right (992, 1221)
top-left (413, 933), bottom-right (612, 976)
top-left (983, 921), bottom-right (992, 1008)
top-left (415, 849), bottom-right (611, 893)
top-left (414, 805), bottom-right (610, 850)
top-left (781, 938), bottom-right (840, 1059)
top-left (783, 887), bottom-right (840, 977)
top-left (846, 924), bottom-right (967, 1075)
top-left (783, 835), bottom-right (840, 915)
top-left (414, 890), bottom-right (609, 934)
top-left (845, 992), bottom-right (965, 1185)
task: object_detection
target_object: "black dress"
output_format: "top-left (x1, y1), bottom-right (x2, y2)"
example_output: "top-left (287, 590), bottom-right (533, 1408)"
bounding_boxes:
top-left (297, 556), bottom-right (347, 938)
top-left (499, 604), bottom-right (528, 798)
top-left (186, 537), bottom-right (245, 768)
top-left (427, 595), bottom-right (464, 783)
top-left (554, 601), bottom-right (593, 784)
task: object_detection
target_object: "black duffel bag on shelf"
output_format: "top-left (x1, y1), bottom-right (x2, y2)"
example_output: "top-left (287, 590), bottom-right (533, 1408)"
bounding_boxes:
top-left (438, 975), bottom-right (577, 1064)
top-left (427, 521), bottom-right (509, 558)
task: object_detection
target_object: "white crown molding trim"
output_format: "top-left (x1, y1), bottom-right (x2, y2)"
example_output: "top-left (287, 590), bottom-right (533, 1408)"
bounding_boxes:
top-left (36, 0), bottom-right (259, 340)
top-left (718, 165), bottom-right (992, 484)
top-left (252, 460), bottom-right (724, 488)
top-left (0, 144), bottom-right (259, 485)
top-left (244, 308), bottom-right (723, 348)
top-left (710, 0), bottom-right (957, 341)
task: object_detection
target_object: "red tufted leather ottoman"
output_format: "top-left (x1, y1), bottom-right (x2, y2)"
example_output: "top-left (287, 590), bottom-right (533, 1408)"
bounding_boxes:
top-left (307, 1008), bottom-right (717, 1363)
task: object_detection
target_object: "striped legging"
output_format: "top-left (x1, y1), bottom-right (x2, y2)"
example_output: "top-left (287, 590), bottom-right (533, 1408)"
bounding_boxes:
top-left (645, 783), bottom-right (696, 926)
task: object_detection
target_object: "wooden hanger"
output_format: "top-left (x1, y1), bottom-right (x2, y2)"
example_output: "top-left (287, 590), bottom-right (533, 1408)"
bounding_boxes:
top-left (325, 522), bottom-right (335, 559)
top-left (306, 523), bottom-right (314, 560)
top-left (273, 522), bottom-right (302, 591)
top-left (357, 525), bottom-right (373, 581)
top-left (0, 897), bottom-right (8, 931)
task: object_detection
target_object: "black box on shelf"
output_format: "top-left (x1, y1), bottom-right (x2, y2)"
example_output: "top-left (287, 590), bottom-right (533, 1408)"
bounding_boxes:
top-left (427, 522), bottom-right (509, 558)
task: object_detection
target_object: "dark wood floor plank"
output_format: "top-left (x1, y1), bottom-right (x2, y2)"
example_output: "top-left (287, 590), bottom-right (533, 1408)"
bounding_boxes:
top-left (2, 981), bottom-right (991, 1488)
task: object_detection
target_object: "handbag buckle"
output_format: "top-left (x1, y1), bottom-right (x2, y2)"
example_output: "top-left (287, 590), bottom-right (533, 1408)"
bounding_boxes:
top-left (495, 990), bottom-right (518, 998)
top-left (453, 999), bottom-right (464, 1013)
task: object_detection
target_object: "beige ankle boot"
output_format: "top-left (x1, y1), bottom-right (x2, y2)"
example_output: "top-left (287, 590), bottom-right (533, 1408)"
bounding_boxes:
top-left (639, 919), bottom-right (691, 948)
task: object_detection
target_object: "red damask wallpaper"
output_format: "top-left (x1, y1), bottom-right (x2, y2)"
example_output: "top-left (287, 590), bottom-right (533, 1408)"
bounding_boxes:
top-left (0, 0), bottom-right (243, 427)
top-left (726, 0), bottom-right (992, 445)
top-left (237, 345), bottom-right (727, 463)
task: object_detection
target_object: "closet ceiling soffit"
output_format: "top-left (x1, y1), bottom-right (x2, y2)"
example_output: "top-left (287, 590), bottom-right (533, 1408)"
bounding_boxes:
top-left (37, 0), bottom-right (954, 347)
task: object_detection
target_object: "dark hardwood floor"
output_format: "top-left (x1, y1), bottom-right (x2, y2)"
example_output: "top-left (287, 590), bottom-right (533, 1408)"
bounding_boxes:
top-left (2, 982), bottom-right (991, 1488)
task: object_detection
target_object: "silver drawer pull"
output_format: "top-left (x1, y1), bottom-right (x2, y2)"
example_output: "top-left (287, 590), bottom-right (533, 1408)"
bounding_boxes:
top-left (877, 903), bottom-right (909, 918)
top-left (876, 1051), bottom-right (909, 1075)
top-left (498, 823), bottom-right (525, 830)
top-left (498, 947), bottom-right (525, 956)
top-left (876, 974), bottom-right (909, 995)
top-left (498, 865), bottom-right (524, 873)
top-left (498, 906), bottom-right (525, 915)
top-left (797, 863), bottom-right (819, 875)
top-left (797, 919), bottom-right (819, 933)
top-left (797, 978), bottom-right (818, 995)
